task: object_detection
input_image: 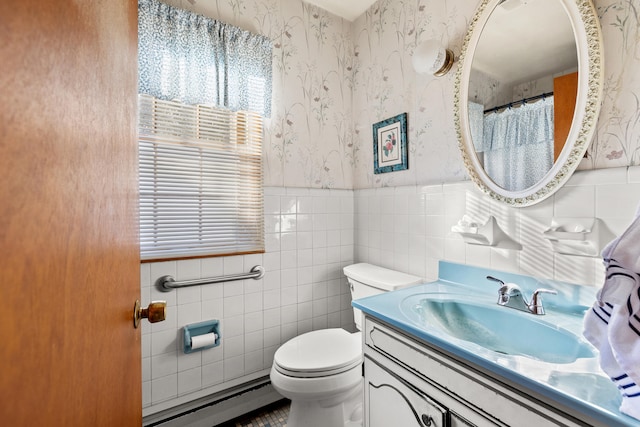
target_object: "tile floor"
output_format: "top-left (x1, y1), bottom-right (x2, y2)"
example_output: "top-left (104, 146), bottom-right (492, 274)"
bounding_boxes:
top-left (218, 399), bottom-right (290, 427)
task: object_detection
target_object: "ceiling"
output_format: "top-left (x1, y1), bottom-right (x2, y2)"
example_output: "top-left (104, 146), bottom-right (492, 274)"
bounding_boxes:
top-left (305, 0), bottom-right (576, 89)
top-left (304, 0), bottom-right (377, 21)
top-left (472, 0), bottom-right (577, 86)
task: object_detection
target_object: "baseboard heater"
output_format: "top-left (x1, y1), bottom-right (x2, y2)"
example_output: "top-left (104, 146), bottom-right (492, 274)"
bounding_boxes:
top-left (143, 376), bottom-right (283, 427)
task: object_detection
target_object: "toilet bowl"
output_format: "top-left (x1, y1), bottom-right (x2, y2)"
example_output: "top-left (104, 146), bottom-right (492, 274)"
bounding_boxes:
top-left (270, 263), bottom-right (422, 427)
top-left (270, 328), bottom-right (363, 427)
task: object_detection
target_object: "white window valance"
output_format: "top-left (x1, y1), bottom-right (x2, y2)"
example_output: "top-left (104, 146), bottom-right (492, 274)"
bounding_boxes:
top-left (138, 0), bottom-right (272, 117)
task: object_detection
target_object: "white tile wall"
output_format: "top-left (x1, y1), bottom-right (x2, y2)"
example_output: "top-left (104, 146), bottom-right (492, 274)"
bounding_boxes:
top-left (141, 165), bottom-right (640, 415)
top-left (141, 187), bottom-right (355, 413)
top-left (355, 166), bottom-right (640, 286)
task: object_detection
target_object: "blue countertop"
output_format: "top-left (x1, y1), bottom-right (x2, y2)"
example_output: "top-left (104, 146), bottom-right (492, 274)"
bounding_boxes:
top-left (352, 261), bottom-right (640, 427)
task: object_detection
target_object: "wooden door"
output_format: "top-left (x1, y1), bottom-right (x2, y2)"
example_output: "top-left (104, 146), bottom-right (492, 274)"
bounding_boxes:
top-left (0, 1), bottom-right (141, 425)
top-left (553, 72), bottom-right (578, 162)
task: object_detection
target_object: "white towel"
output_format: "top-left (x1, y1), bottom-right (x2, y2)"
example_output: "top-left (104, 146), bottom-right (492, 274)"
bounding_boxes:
top-left (598, 200), bottom-right (640, 304)
top-left (584, 301), bottom-right (640, 420)
top-left (583, 203), bottom-right (640, 421)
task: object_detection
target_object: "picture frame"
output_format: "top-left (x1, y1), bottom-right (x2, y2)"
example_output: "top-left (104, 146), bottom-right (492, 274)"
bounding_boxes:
top-left (373, 113), bottom-right (408, 174)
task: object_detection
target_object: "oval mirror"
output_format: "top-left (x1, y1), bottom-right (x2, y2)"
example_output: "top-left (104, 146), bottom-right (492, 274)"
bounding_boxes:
top-left (455, 0), bottom-right (603, 206)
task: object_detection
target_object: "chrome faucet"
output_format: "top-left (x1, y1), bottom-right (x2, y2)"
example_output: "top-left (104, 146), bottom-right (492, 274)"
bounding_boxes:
top-left (486, 276), bottom-right (557, 315)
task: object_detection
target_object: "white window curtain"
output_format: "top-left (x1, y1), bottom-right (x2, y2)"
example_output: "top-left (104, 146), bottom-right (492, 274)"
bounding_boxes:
top-left (138, 0), bottom-right (272, 117)
top-left (137, 0), bottom-right (271, 260)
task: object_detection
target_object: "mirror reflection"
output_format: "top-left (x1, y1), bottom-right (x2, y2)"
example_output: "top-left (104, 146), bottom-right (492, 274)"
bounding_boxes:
top-left (467, 0), bottom-right (578, 191)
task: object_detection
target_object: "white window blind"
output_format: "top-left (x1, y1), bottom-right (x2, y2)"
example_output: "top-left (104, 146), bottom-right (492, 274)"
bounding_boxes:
top-left (138, 94), bottom-right (264, 261)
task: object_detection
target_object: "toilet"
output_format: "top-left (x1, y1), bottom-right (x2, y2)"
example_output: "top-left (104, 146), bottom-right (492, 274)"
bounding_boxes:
top-left (270, 263), bottom-right (423, 427)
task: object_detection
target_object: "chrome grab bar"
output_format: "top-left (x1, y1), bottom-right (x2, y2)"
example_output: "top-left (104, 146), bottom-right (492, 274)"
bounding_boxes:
top-left (155, 265), bottom-right (265, 292)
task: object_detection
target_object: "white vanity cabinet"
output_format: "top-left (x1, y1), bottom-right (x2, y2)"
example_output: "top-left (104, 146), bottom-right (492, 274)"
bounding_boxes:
top-left (365, 358), bottom-right (487, 427)
top-left (363, 316), bottom-right (591, 427)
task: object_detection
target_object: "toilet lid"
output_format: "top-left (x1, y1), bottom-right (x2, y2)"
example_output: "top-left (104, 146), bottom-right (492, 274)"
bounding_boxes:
top-left (343, 263), bottom-right (423, 291)
top-left (274, 329), bottom-right (362, 378)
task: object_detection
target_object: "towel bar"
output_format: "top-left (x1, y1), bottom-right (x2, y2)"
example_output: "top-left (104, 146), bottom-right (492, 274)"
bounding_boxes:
top-left (155, 265), bottom-right (265, 292)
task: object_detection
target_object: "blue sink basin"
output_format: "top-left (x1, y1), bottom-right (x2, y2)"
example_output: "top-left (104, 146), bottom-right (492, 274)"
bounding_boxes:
top-left (401, 295), bottom-right (595, 364)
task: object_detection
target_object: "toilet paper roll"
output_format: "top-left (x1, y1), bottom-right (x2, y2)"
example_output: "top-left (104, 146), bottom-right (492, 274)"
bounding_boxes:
top-left (190, 333), bottom-right (218, 350)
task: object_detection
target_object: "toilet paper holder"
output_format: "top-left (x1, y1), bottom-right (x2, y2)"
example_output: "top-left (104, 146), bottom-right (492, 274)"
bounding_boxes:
top-left (183, 320), bottom-right (221, 353)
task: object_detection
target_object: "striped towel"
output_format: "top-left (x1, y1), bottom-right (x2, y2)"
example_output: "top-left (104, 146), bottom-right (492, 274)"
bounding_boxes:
top-left (583, 204), bottom-right (640, 421)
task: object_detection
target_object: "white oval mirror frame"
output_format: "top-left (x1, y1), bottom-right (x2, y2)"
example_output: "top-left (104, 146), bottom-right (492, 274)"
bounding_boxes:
top-left (454, 0), bottom-right (604, 207)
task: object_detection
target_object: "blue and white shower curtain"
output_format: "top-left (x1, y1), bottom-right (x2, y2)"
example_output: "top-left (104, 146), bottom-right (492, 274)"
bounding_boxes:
top-left (469, 97), bottom-right (554, 192)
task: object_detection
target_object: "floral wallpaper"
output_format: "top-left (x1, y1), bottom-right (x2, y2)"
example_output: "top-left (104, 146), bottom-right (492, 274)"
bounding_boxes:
top-left (163, 0), bottom-right (355, 188)
top-left (589, 0), bottom-right (640, 167)
top-left (161, 0), bottom-right (640, 190)
top-left (351, 0), bottom-right (473, 188)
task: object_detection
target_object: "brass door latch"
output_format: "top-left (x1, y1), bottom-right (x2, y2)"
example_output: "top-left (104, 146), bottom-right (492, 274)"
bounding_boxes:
top-left (133, 300), bottom-right (166, 328)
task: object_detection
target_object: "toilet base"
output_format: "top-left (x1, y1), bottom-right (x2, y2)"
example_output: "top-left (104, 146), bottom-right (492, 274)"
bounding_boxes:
top-left (286, 379), bottom-right (363, 427)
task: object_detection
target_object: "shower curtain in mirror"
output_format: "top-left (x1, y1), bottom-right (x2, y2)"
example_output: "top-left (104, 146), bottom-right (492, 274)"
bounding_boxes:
top-left (470, 98), bottom-right (554, 192)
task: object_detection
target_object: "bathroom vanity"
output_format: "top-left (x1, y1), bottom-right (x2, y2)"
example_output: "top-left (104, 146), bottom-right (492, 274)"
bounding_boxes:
top-left (353, 262), bottom-right (640, 427)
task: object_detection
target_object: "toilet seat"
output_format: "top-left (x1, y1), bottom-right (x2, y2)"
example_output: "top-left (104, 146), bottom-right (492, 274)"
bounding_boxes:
top-left (274, 329), bottom-right (362, 378)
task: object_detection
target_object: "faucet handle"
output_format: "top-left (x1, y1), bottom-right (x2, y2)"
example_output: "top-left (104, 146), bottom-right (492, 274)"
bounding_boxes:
top-left (532, 288), bottom-right (558, 297)
top-left (528, 288), bottom-right (558, 315)
top-left (486, 275), bottom-right (505, 285)
top-left (487, 275), bottom-right (512, 302)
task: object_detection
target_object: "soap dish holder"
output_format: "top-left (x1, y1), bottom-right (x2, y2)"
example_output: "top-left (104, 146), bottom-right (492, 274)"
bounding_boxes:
top-left (451, 216), bottom-right (499, 246)
top-left (542, 218), bottom-right (611, 257)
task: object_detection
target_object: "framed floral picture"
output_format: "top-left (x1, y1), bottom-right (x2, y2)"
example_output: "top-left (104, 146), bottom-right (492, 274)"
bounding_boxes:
top-left (373, 113), bottom-right (408, 174)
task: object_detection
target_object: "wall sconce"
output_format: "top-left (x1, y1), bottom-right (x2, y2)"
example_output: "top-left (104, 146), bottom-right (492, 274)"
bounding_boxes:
top-left (412, 39), bottom-right (454, 77)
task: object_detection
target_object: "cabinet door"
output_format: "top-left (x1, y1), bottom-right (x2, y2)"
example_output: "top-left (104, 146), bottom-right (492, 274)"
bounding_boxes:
top-left (451, 412), bottom-right (477, 427)
top-left (365, 358), bottom-right (447, 427)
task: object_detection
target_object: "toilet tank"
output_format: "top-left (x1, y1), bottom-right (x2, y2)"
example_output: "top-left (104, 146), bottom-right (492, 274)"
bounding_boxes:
top-left (343, 263), bottom-right (422, 331)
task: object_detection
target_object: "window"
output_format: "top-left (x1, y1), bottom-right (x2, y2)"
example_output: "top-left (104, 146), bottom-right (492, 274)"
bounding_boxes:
top-left (137, 0), bottom-right (271, 261)
top-left (138, 95), bottom-right (264, 260)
